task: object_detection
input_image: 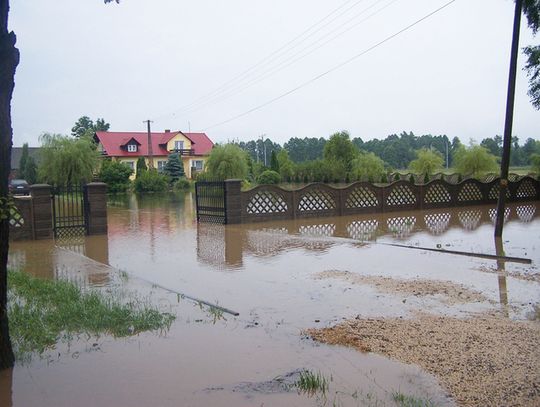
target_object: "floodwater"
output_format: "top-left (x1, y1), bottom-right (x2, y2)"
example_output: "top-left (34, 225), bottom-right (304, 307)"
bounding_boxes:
top-left (4, 192), bottom-right (540, 407)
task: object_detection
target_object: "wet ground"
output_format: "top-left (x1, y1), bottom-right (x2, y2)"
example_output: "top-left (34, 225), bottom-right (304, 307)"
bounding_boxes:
top-left (4, 192), bottom-right (540, 406)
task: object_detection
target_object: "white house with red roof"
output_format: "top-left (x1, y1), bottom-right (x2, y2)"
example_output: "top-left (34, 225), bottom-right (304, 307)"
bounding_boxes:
top-left (94, 130), bottom-right (214, 179)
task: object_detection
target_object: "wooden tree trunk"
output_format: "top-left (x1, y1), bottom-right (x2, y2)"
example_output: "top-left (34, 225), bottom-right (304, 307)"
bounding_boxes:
top-left (0, 0), bottom-right (19, 370)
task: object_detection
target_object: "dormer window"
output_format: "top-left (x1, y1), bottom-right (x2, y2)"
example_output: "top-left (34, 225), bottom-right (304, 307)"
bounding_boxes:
top-left (127, 144), bottom-right (137, 152)
top-left (174, 140), bottom-right (184, 150)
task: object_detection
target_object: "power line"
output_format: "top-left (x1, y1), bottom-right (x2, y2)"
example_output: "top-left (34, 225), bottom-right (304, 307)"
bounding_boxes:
top-left (177, 0), bottom-right (400, 118)
top-left (151, 0), bottom-right (370, 121)
top-left (202, 0), bottom-right (457, 131)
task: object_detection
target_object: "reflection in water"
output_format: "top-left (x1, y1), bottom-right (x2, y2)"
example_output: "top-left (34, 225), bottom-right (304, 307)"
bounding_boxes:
top-left (495, 236), bottom-right (509, 316)
top-left (197, 203), bottom-right (539, 271)
top-left (8, 234), bottom-right (110, 286)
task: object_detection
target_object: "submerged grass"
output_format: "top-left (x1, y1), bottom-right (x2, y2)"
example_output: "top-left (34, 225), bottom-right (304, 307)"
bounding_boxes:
top-left (295, 369), bottom-right (329, 397)
top-left (392, 391), bottom-right (437, 407)
top-left (7, 270), bottom-right (175, 361)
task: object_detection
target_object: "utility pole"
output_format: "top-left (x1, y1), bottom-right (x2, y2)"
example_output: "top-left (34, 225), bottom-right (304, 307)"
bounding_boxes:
top-left (261, 134), bottom-right (267, 166)
top-left (495, 0), bottom-right (522, 238)
top-left (144, 119), bottom-right (154, 169)
top-left (445, 137), bottom-right (449, 169)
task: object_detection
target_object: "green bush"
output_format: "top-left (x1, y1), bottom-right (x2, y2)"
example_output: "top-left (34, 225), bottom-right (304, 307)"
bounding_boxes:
top-left (408, 148), bottom-right (444, 175)
top-left (205, 144), bottom-right (248, 180)
top-left (531, 153), bottom-right (540, 175)
top-left (163, 153), bottom-right (185, 183)
top-left (453, 145), bottom-right (498, 177)
top-left (256, 170), bottom-right (281, 184)
top-left (136, 157), bottom-right (147, 178)
top-left (173, 177), bottom-right (191, 191)
top-left (98, 160), bottom-right (133, 193)
top-left (133, 170), bottom-right (169, 193)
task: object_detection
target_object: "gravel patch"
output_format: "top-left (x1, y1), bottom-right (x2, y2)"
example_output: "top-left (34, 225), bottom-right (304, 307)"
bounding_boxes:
top-left (315, 270), bottom-right (491, 305)
top-left (307, 314), bottom-right (540, 406)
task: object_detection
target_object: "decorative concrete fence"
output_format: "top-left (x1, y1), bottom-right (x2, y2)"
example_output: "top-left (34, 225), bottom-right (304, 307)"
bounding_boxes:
top-left (197, 176), bottom-right (540, 225)
top-left (9, 182), bottom-right (108, 241)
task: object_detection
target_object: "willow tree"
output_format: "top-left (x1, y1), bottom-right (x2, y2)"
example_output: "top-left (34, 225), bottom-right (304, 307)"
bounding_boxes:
top-left (0, 0), bottom-right (118, 371)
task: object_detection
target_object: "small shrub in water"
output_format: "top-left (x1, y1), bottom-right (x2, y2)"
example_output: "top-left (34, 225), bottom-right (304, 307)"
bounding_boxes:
top-left (295, 370), bottom-right (329, 396)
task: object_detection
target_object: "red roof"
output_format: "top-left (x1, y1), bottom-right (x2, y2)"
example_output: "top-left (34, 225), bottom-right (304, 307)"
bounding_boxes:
top-left (94, 131), bottom-right (214, 157)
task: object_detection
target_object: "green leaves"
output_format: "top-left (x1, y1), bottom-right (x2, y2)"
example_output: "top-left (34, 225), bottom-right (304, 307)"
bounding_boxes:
top-left (38, 133), bottom-right (100, 185)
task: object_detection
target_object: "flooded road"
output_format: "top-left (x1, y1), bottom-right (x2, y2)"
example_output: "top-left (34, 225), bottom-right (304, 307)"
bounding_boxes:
top-left (5, 192), bottom-right (540, 406)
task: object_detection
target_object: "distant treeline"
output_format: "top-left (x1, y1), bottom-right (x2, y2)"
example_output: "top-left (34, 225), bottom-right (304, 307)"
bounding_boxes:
top-left (236, 132), bottom-right (540, 170)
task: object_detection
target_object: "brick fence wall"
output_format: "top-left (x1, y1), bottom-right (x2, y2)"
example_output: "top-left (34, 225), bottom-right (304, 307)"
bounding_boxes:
top-left (9, 182), bottom-right (108, 241)
top-left (220, 176), bottom-right (540, 224)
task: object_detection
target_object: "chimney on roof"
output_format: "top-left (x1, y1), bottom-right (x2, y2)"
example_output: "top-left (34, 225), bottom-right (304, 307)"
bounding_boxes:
top-left (164, 129), bottom-right (170, 133)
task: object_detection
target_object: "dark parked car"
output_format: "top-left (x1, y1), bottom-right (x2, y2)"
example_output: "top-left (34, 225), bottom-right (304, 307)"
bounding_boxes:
top-left (9, 179), bottom-right (30, 195)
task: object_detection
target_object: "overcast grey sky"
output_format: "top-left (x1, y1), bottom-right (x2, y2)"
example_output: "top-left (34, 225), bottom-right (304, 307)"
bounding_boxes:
top-left (8, 0), bottom-right (539, 147)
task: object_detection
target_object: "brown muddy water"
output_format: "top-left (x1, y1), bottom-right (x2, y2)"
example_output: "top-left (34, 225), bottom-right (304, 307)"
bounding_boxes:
top-left (4, 192), bottom-right (540, 407)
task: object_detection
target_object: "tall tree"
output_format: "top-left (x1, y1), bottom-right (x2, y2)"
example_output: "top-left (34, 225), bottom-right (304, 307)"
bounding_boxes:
top-left (408, 148), bottom-right (444, 175)
top-left (38, 133), bottom-right (100, 185)
top-left (323, 131), bottom-right (357, 171)
top-left (276, 149), bottom-right (294, 181)
top-left (0, 0), bottom-right (19, 370)
top-left (0, 0), bottom-right (118, 372)
top-left (205, 144), bottom-right (248, 180)
top-left (522, 0), bottom-right (540, 109)
top-left (270, 150), bottom-right (279, 173)
top-left (163, 153), bottom-right (185, 183)
top-left (453, 145), bottom-right (499, 177)
top-left (350, 151), bottom-right (386, 181)
top-left (136, 157), bottom-right (147, 178)
top-left (71, 116), bottom-right (110, 140)
top-left (23, 156), bottom-right (37, 184)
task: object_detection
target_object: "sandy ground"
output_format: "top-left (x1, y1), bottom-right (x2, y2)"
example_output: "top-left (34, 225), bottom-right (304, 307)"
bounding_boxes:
top-left (314, 270), bottom-right (492, 305)
top-left (309, 271), bottom-right (540, 406)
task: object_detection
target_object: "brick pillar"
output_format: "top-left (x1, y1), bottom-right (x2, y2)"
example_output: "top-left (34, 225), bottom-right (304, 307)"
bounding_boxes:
top-left (85, 182), bottom-right (108, 235)
top-left (224, 179), bottom-right (242, 224)
top-left (30, 184), bottom-right (53, 240)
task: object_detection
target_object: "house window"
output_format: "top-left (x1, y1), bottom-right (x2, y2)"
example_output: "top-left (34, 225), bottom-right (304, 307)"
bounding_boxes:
top-left (157, 161), bottom-right (167, 172)
top-left (174, 140), bottom-right (184, 151)
top-left (127, 144), bottom-right (137, 152)
top-left (125, 161), bottom-right (135, 170)
top-left (192, 160), bottom-right (204, 170)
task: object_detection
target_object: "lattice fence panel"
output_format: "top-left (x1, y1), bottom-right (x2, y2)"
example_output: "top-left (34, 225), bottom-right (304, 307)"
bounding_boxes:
top-left (424, 213), bottom-right (451, 235)
top-left (516, 204), bottom-right (536, 223)
top-left (516, 179), bottom-right (537, 198)
top-left (489, 208), bottom-right (510, 224)
top-left (346, 220), bottom-right (379, 241)
top-left (457, 183), bottom-right (483, 202)
top-left (345, 187), bottom-right (378, 208)
top-left (386, 185), bottom-right (416, 207)
top-left (298, 189), bottom-right (336, 212)
top-left (246, 191), bottom-right (288, 214)
top-left (298, 223), bottom-right (336, 237)
top-left (9, 207), bottom-right (24, 228)
top-left (483, 173), bottom-right (498, 183)
top-left (424, 184), bottom-right (451, 204)
top-left (488, 184), bottom-right (510, 200)
top-left (443, 174), bottom-right (461, 184)
top-left (387, 216), bottom-right (416, 238)
top-left (458, 210), bottom-right (482, 230)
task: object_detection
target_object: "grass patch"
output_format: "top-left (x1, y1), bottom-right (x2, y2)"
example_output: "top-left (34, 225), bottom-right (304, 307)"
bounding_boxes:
top-left (295, 369), bottom-right (329, 396)
top-left (7, 270), bottom-right (175, 361)
top-left (392, 391), bottom-right (437, 407)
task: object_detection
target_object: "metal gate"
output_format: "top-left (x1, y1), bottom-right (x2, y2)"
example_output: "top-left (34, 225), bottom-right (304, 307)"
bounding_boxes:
top-left (51, 184), bottom-right (89, 237)
top-left (195, 181), bottom-right (227, 224)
